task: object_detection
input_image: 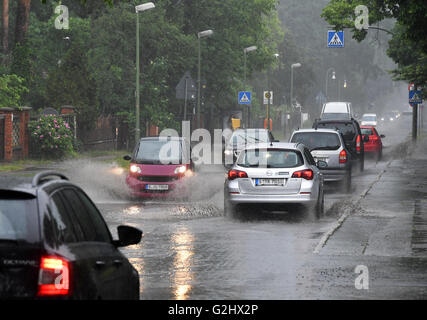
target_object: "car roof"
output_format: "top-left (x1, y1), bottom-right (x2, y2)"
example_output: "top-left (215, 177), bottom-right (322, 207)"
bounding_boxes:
top-left (292, 128), bottom-right (340, 134)
top-left (0, 171), bottom-right (72, 197)
top-left (315, 118), bottom-right (356, 124)
top-left (140, 136), bottom-right (184, 141)
top-left (242, 142), bottom-right (301, 150)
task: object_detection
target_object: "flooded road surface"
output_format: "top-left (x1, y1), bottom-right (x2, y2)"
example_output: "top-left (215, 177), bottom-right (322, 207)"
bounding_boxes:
top-left (18, 115), bottom-right (423, 299)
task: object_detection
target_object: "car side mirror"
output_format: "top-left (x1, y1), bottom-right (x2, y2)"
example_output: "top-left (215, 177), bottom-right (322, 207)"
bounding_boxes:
top-left (317, 160), bottom-right (328, 169)
top-left (123, 155), bottom-right (132, 161)
top-left (114, 225), bottom-right (142, 247)
top-left (380, 134), bottom-right (385, 138)
top-left (363, 135), bottom-right (369, 142)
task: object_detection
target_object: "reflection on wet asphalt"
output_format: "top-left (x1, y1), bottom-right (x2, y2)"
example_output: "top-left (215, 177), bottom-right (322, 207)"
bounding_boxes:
top-left (89, 117), bottom-right (427, 299)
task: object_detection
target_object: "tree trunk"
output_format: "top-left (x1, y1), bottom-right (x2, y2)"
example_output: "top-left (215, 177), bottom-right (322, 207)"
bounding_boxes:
top-left (15, 0), bottom-right (31, 44)
top-left (2, 0), bottom-right (9, 54)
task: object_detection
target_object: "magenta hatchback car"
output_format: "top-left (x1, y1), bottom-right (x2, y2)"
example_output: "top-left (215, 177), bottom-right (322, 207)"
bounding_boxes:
top-left (124, 137), bottom-right (194, 198)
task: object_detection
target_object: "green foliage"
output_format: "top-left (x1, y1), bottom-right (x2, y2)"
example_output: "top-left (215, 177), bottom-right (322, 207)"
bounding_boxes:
top-left (321, 0), bottom-right (427, 88)
top-left (0, 74), bottom-right (29, 108)
top-left (28, 115), bottom-right (75, 159)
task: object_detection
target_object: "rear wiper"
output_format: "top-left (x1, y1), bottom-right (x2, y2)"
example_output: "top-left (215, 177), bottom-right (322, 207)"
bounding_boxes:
top-left (0, 239), bottom-right (19, 245)
top-left (311, 146), bottom-right (339, 151)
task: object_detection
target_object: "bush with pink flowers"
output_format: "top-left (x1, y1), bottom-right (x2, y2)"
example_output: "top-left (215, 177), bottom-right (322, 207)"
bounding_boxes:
top-left (28, 115), bottom-right (74, 159)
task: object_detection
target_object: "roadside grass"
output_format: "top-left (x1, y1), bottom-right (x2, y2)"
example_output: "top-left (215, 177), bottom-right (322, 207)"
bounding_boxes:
top-left (0, 164), bottom-right (25, 172)
top-left (0, 159), bottom-right (54, 172)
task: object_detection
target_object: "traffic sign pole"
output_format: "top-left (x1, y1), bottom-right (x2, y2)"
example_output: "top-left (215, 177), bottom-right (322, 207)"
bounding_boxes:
top-left (413, 103), bottom-right (418, 142)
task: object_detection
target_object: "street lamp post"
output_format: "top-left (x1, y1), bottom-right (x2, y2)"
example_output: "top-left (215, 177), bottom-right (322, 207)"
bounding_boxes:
top-left (243, 46), bottom-right (257, 127)
top-left (197, 29), bottom-right (213, 129)
top-left (325, 67), bottom-right (336, 102)
top-left (290, 63), bottom-right (301, 108)
top-left (135, 2), bottom-right (155, 143)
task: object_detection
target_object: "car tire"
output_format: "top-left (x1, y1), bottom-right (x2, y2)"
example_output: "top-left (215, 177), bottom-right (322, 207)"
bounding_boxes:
top-left (377, 148), bottom-right (382, 162)
top-left (315, 187), bottom-right (324, 219)
top-left (344, 170), bottom-right (352, 193)
top-left (224, 193), bottom-right (237, 217)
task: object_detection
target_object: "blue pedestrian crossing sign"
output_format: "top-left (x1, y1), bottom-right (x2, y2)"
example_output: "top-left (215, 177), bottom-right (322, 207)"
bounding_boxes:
top-left (238, 91), bottom-right (251, 105)
top-left (409, 90), bottom-right (423, 106)
top-left (327, 30), bottom-right (344, 48)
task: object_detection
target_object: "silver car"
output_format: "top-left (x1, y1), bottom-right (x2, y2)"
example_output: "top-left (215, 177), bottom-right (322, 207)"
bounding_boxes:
top-left (290, 128), bottom-right (352, 192)
top-left (224, 143), bottom-right (325, 218)
top-left (223, 128), bottom-right (276, 167)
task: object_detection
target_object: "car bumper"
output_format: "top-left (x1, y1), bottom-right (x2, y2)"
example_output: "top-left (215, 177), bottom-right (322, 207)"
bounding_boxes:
top-left (364, 145), bottom-right (381, 153)
top-left (126, 175), bottom-right (187, 198)
top-left (320, 168), bottom-right (350, 182)
top-left (228, 192), bottom-right (316, 205)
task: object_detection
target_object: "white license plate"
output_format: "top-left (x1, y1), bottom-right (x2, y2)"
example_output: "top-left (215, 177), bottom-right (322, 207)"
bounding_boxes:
top-left (315, 157), bottom-right (328, 163)
top-left (255, 178), bottom-right (284, 186)
top-left (145, 184), bottom-right (169, 190)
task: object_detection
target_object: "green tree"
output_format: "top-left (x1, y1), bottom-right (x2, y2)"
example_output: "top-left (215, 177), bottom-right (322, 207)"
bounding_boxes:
top-left (0, 73), bottom-right (28, 108)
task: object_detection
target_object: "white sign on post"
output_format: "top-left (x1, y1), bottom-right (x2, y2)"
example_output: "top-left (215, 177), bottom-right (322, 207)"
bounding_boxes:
top-left (263, 91), bottom-right (273, 105)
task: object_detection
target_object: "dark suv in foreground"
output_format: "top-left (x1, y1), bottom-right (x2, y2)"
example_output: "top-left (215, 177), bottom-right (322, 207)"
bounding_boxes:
top-left (313, 118), bottom-right (368, 171)
top-left (0, 171), bottom-right (141, 300)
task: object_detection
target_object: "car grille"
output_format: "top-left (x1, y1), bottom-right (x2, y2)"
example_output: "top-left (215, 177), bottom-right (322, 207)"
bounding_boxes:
top-left (138, 176), bottom-right (178, 182)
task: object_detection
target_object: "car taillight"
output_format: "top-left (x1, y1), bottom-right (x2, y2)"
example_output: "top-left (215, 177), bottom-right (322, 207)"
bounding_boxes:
top-left (37, 257), bottom-right (70, 296)
top-left (228, 170), bottom-right (248, 180)
top-left (356, 135), bottom-right (361, 152)
top-left (292, 169), bottom-right (313, 180)
top-left (339, 150), bottom-right (347, 163)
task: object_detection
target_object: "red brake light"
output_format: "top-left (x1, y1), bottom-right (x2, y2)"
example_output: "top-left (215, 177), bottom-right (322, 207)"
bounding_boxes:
top-left (292, 169), bottom-right (313, 180)
top-left (228, 170), bottom-right (248, 180)
top-left (356, 135), bottom-right (361, 152)
top-left (339, 150), bottom-right (347, 163)
top-left (37, 257), bottom-right (70, 296)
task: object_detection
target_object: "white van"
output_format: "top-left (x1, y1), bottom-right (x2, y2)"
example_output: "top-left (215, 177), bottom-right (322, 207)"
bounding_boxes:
top-left (320, 102), bottom-right (353, 120)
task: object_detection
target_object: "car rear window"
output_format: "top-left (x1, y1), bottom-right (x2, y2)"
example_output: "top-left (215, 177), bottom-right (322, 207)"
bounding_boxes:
top-left (291, 132), bottom-right (341, 151)
top-left (238, 149), bottom-right (303, 168)
top-left (362, 116), bottom-right (376, 121)
top-left (361, 128), bottom-right (373, 135)
top-left (315, 122), bottom-right (356, 142)
top-left (0, 193), bottom-right (39, 244)
top-left (228, 130), bottom-right (269, 146)
top-left (320, 113), bottom-right (351, 120)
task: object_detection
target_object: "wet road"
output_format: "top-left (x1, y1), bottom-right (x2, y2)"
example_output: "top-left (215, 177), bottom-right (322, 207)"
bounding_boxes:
top-left (13, 115), bottom-right (423, 299)
top-left (72, 116), bottom-right (424, 300)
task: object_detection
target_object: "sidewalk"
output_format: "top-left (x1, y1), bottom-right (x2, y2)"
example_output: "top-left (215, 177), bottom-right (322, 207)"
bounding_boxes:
top-left (320, 129), bottom-right (427, 257)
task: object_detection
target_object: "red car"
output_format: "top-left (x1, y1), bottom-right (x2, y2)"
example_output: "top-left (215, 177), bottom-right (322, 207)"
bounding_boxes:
top-left (124, 137), bottom-right (194, 198)
top-left (361, 126), bottom-right (385, 160)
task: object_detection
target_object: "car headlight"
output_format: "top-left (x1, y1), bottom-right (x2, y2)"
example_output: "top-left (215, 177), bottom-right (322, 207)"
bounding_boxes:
top-left (381, 118), bottom-right (384, 121)
top-left (224, 150), bottom-right (233, 156)
top-left (130, 164), bottom-right (141, 174)
top-left (174, 165), bottom-right (187, 174)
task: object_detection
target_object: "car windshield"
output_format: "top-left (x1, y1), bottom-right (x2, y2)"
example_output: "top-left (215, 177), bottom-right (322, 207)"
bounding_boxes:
top-left (228, 130), bottom-right (269, 147)
top-left (238, 149), bottom-right (303, 168)
top-left (361, 128), bottom-right (374, 135)
top-left (0, 197), bottom-right (39, 244)
top-left (316, 122), bottom-right (357, 142)
top-left (135, 139), bottom-right (183, 164)
top-left (362, 116), bottom-right (376, 121)
top-left (291, 132), bottom-right (341, 151)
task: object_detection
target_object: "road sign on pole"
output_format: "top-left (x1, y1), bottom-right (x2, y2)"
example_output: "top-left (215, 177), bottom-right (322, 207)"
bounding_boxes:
top-left (238, 91), bottom-right (251, 105)
top-left (263, 91), bottom-right (273, 105)
top-left (327, 30), bottom-right (344, 48)
top-left (409, 90), bottom-right (423, 106)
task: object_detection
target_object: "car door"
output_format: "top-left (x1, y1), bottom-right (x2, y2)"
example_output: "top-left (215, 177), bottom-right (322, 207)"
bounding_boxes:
top-left (58, 187), bottom-right (130, 299)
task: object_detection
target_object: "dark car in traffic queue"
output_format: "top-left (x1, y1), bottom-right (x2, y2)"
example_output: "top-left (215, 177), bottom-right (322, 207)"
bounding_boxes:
top-left (313, 118), bottom-right (368, 172)
top-left (0, 171), bottom-right (141, 300)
